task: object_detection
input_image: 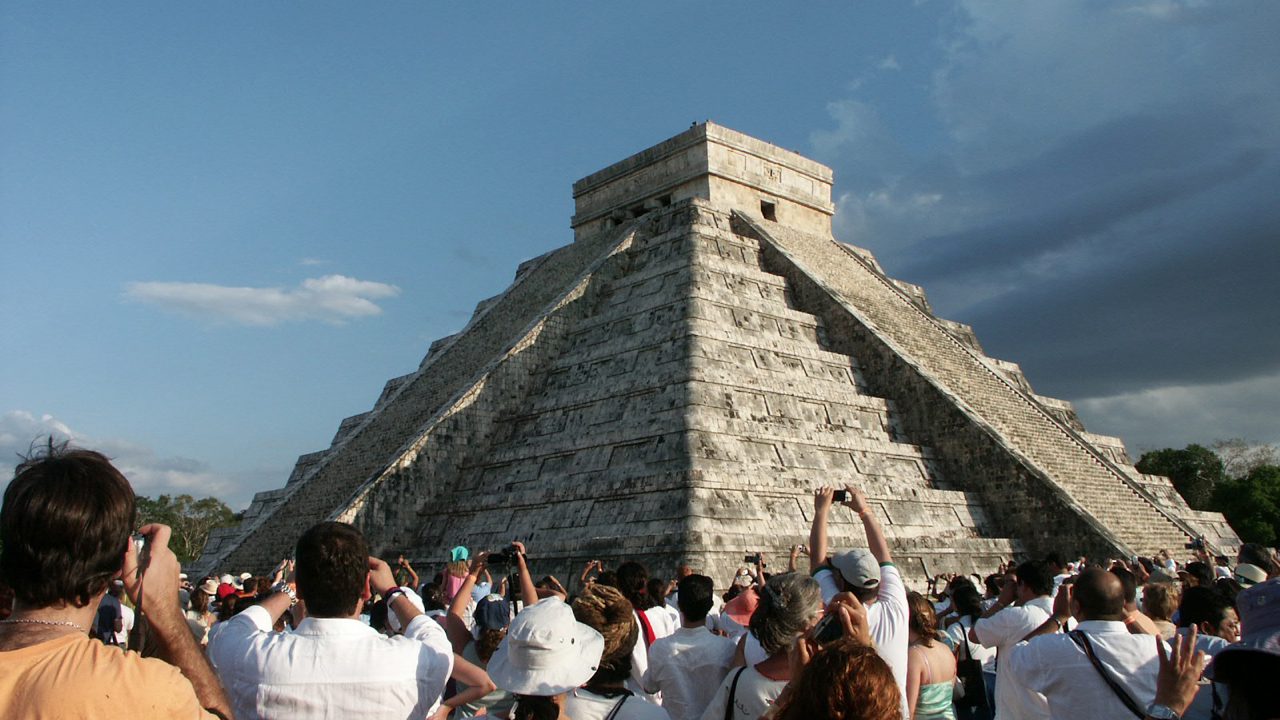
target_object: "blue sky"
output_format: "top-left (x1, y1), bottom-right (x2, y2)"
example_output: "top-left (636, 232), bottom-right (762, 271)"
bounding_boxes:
top-left (3, 1), bottom-right (1277, 509)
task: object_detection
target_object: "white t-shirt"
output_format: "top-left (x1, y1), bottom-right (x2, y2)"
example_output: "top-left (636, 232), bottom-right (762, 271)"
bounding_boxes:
top-left (973, 596), bottom-right (1053, 720)
top-left (643, 626), bottom-right (736, 720)
top-left (566, 688), bottom-right (671, 720)
top-left (627, 605), bottom-right (678, 702)
top-left (947, 616), bottom-right (997, 672)
top-left (818, 563), bottom-right (910, 718)
top-left (697, 666), bottom-right (786, 720)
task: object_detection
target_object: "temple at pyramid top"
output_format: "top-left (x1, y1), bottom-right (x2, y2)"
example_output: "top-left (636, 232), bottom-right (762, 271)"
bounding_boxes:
top-left (571, 122), bottom-right (835, 239)
top-left (193, 122), bottom-right (1239, 584)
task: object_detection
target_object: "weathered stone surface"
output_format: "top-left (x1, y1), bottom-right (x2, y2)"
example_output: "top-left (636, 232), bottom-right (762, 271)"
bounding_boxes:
top-left (192, 122), bottom-right (1238, 586)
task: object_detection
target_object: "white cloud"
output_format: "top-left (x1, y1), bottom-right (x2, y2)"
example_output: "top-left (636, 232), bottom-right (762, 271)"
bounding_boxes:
top-left (0, 410), bottom-right (239, 500)
top-left (878, 55), bottom-right (901, 71)
top-left (1074, 373), bottom-right (1280, 455)
top-left (124, 274), bottom-right (400, 326)
top-left (298, 257), bottom-right (327, 266)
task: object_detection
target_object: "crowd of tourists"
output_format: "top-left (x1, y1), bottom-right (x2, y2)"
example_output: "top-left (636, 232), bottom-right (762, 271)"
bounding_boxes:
top-left (1, 443), bottom-right (1278, 719)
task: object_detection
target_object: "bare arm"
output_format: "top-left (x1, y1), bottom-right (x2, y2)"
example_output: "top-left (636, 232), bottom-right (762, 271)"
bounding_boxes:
top-left (404, 561), bottom-right (419, 591)
top-left (906, 648), bottom-right (923, 720)
top-left (369, 558), bottom-right (424, 630)
top-left (124, 524), bottom-right (234, 720)
top-left (810, 487), bottom-right (835, 573)
top-left (445, 553), bottom-right (488, 654)
top-left (437, 653), bottom-right (497, 716)
top-left (512, 542), bottom-right (538, 609)
top-left (1021, 584), bottom-right (1071, 643)
top-left (843, 486), bottom-right (891, 564)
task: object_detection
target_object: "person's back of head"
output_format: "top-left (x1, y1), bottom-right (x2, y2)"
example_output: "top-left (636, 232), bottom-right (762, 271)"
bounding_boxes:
top-left (613, 560), bottom-right (649, 609)
top-left (1236, 542), bottom-right (1279, 578)
top-left (294, 521), bottom-right (369, 618)
top-left (1, 441), bottom-right (135, 609)
top-left (676, 574), bottom-right (715, 624)
top-left (1073, 568), bottom-right (1126, 621)
top-left (1110, 567), bottom-right (1138, 606)
top-left (1183, 561), bottom-right (1214, 588)
top-left (570, 584), bottom-right (637, 687)
top-left (751, 573), bottom-right (822, 657)
top-left (1141, 582), bottom-right (1179, 622)
top-left (907, 591), bottom-right (939, 645)
top-left (1045, 552), bottom-right (1065, 573)
top-left (1015, 560), bottom-right (1054, 598)
top-left (1177, 586), bottom-right (1236, 635)
top-left (773, 637), bottom-right (902, 720)
top-left (951, 584), bottom-right (983, 621)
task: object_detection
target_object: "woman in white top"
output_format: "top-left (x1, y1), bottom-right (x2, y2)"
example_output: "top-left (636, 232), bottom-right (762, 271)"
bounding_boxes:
top-left (699, 574), bottom-right (823, 720)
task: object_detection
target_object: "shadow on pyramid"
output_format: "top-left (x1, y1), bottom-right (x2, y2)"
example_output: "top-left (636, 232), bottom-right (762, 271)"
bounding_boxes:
top-left (193, 123), bottom-right (1239, 586)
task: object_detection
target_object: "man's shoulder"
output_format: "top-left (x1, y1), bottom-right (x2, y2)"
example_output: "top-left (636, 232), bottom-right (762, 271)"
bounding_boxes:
top-left (2, 637), bottom-right (204, 714)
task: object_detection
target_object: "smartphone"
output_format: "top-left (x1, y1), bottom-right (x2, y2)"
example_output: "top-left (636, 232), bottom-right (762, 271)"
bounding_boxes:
top-left (744, 554), bottom-right (761, 565)
top-left (833, 490), bottom-right (849, 502)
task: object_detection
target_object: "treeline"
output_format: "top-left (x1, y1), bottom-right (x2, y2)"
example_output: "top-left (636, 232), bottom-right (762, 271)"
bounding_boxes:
top-left (136, 494), bottom-right (239, 565)
top-left (1137, 439), bottom-right (1280, 546)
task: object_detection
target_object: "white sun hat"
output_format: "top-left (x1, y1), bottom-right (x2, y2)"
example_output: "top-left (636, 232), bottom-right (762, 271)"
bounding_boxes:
top-left (487, 596), bottom-right (603, 696)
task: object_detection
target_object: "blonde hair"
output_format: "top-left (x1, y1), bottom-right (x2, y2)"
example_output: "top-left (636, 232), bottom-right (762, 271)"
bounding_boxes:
top-left (446, 560), bottom-right (468, 578)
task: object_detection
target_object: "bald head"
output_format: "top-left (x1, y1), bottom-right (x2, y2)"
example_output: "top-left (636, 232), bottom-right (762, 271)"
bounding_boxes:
top-left (1073, 568), bottom-right (1127, 621)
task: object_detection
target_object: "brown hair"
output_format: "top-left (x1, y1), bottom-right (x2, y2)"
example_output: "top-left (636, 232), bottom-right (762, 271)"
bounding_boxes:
top-left (774, 637), bottom-right (902, 720)
top-left (1, 442), bottom-right (136, 608)
top-left (476, 627), bottom-right (507, 664)
top-left (295, 521), bottom-right (370, 618)
top-left (572, 583), bottom-right (638, 685)
top-left (1142, 582), bottom-right (1179, 622)
top-left (907, 591), bottom-right (939, 646)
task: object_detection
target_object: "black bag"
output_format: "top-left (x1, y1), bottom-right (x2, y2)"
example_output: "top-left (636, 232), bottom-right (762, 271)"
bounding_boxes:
top-left (953, 624), bottom-right (988, 710)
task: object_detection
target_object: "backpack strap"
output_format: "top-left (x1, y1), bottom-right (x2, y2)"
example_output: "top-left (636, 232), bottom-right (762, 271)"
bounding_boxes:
top-left (1067, 630), bottom-right (1145, 719)
top-left (603, 696), bottom-right (629, 720)
top-left (724, 666), bottom-right (747, 720)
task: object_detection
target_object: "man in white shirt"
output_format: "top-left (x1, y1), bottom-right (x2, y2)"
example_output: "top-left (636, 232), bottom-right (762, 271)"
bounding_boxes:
top-left (1003, 569), bottom-right (1165, 720)
top-left (207, 521), bottom-right (459, 719)
top-left (971, 560), bottom-right (1055, 720)
top-left (643, 574), bottom-right (736, 720)
top-left (809, 486), bottom-right (909, 719)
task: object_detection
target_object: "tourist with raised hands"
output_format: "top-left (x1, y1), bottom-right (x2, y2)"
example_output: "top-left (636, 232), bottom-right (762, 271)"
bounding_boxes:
top-left (443, 550), bottom-right (516, 718)
top-left (0, 442), bottom-right (233, 719)
top-left (809, 484), bottom-right (910, 716)
top-left (206, 520), bottom-right (466, 719)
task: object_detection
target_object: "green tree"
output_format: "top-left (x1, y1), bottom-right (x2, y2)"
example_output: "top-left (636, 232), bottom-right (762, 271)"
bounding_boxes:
top-left (136, 494), bottom-right (237, 565)
top-left (1211, 465), bottom-right (1280, 546)
top-left (1135, 444), bottom-right (1227, 510)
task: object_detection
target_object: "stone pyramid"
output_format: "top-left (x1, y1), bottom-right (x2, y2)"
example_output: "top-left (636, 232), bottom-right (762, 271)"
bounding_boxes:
top-left (194, 123), bottom-right (1239, 585)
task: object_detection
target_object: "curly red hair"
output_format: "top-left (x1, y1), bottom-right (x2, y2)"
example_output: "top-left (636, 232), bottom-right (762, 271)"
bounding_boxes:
top-left (773, 637), bottom-right (902, 720)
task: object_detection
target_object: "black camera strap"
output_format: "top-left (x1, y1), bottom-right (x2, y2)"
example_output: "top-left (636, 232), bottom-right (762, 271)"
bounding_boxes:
top-left (1067, 630), bottom-right (1145, 719)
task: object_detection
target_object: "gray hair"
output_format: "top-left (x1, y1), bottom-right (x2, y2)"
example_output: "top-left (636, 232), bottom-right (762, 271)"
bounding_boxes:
top-left (749, 572), bottom-right (823, 655)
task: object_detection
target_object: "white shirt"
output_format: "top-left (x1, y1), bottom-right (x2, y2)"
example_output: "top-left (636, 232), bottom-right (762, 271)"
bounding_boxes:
top-left (815, 562), bottom-right (910, 719)
top-left (628, 605), bottom-right (678, 702)
top-left (207, 603), bottom-right (454, 720)
top-left (698, 666), bottom-right (786, 720)
top-left (973, 596), bottom-right (1054, 720)
top-left (947, 616), bottom-right (997, 672)
top-left (643, 626), bottom-right (736, 720)
top-left (566, 689), bottom-right (671, 720)
top-left (1004, 620), bottom-right (1163, 720)
top-left (116, 603), bottom-right (135, 647)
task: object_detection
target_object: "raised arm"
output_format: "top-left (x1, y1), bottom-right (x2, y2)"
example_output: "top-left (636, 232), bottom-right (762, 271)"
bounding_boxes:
top-left (843, 486), bottom-right (891, 564)
top-left (445, 552), bottom-right (489, 653)
top-left (370, 557), bottom-right (423, 630)
top-left (124, 524), bottom-right (234, 720)
top-left (512, 541), bottom-right (538, 609)
top-left (810, 487), bottom-right (835, 573)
